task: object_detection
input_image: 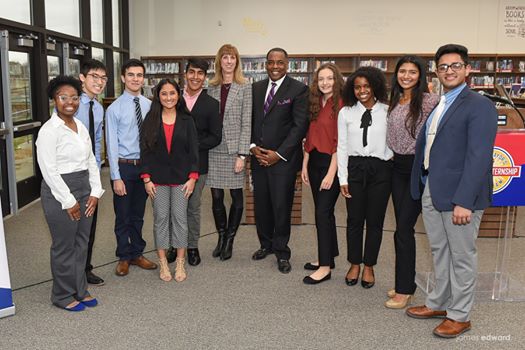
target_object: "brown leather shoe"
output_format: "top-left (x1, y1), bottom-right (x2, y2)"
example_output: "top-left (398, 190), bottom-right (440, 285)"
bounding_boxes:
top-left (115, 260), bottom-right (129, 276)
top-left (433, 318), bottom-right (471, 338)
top-left (130, 256), bottom-right (158, 270)
top-left (406, 305), bottom-right (447, 319)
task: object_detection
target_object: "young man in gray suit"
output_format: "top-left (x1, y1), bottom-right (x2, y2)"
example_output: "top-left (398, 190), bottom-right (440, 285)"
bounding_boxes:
top-left (250, 48), bottom-right (309, 274)
top-left (407, 44), bottom-right (498, 338)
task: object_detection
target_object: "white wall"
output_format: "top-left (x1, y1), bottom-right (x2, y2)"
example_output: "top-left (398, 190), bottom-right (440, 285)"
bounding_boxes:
top-left (129, 0), bottom-right (525, 57)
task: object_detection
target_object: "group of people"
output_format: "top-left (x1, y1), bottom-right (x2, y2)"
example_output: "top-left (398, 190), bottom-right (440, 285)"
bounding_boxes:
top-left (37, 43), bottom-right (498, 339)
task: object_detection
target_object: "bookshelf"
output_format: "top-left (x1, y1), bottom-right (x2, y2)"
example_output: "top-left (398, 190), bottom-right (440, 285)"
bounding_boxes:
top-left (141, 54), bottom-right (525, 98)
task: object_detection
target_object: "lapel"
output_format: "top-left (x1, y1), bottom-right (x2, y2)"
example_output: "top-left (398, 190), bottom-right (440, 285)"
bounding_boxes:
top-left (436, 86), bottom-right (469, 135)
top-left (224, 83), bottom-right (240, 120)
top-left (158, 119), bottom-right (169, 155)
top-left (192, 91), bottom-right (206, 118)
top-left (266, 76), bottom-right (290, 116)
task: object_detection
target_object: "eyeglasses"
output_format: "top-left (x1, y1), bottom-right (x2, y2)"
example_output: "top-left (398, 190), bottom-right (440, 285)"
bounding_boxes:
top-left (87, 73), bottom-right (108, 82)
top-left (57, 95), bottom-right (80, 103)
top-left (436, 62), bottom-right (467, 73)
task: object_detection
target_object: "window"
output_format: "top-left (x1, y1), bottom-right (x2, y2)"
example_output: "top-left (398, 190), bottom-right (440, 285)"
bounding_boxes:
top-left (45, 0), bottom-right (80, 37)
top-left (114, 52), bottom-right (122, 95)
top-left (112, 0), bottom-right (120, 47)
top-left (90, 0), bottom-right (104, 43)
top-left (0, 0), bottom-right (31, 24)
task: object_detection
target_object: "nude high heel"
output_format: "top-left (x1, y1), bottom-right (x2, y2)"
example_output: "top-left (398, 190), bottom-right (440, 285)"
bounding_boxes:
top-left (385, 295), bottom-right (412, 309)
top-left (174, 257), bottom-right (187, 282)
top-left (159, 257), bottom-right (172, 282)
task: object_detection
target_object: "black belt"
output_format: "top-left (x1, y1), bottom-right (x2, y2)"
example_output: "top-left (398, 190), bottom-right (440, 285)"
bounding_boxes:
top-left (118, 158), bottom-right (140, 165)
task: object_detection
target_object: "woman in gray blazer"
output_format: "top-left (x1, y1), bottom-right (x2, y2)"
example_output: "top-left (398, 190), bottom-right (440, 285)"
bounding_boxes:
top-left (207, 44), bottom-right (252, 261)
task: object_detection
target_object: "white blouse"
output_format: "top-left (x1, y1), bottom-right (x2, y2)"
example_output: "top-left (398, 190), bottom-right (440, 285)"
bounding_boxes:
top-left (36, 112), bottom-right (104, 209)
top-left (337, 101), bottom-right (393, 186)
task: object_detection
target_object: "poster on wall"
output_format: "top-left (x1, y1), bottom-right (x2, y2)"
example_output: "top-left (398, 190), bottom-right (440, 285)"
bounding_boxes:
top-left (500, 1), bottom-right (525, 40)
top-left (0, 202), bottom-right (15, 318)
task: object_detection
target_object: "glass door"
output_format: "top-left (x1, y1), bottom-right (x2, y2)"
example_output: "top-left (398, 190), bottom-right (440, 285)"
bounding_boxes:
top-left (0, 69), bottom-right (10, 216)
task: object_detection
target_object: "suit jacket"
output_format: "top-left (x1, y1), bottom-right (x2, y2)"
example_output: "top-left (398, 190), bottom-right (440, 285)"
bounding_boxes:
top-left (208, 82), bottom-right (252, 156)
top-left (187, 90), bottom-right (222, 174)
top-left (140, 110), bottom-right (199, 184)
top-left (410, 86), bottom-right (498, 211)
top-left (251, 76), bottom-right (309, 173)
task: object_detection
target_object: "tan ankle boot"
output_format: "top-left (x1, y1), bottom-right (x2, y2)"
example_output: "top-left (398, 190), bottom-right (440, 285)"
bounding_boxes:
top-left (159, 257), bottom-right (172, 282)
top-left (174, 257), bottom-right (187, 282)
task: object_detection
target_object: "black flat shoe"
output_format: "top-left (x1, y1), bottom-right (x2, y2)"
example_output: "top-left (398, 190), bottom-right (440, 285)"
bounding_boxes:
top-left (361, 269), bottom-right (375, 289)
top-left (303, 262), bottom-right (335, 271)
top-left (86, 271), bottom-right (105, 286)
top-left (345, 277), bottom-right (358, 286)
top-left (303, 273), bottom-right (331, 285)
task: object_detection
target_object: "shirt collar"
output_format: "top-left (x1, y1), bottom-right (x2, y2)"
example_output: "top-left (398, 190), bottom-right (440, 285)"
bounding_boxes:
top-left (443, 83), bottom-right (466, 102)
top-left (81, 92), bottom-right (95, 105)
top-left (183, 87), bottom-right (203, 99)
top-left (122, 90), bottom-right (141, 101)
top-left (269, 75), bottom-right (286, 89)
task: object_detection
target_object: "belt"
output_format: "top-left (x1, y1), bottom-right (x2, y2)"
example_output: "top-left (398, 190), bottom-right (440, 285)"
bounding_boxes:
top-left (118, 158), bottom-right (140, 165)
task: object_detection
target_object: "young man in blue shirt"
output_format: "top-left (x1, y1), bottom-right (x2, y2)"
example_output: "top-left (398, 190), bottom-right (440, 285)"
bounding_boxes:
top-left (106, 59), bottom-right (157, 276)
top-left (76, 59), bottom-right (107, 285)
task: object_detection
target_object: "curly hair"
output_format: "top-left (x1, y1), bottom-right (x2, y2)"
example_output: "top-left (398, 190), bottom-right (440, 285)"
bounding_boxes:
top-left (342, 66), bottom-right (388, 107)
top-left (309, 63), bottom-right (344, 121)
top-left (141, 79), bottom-right (187, 152)
top-left (209, 44), bottom-right (246, 86)
top-left (388, 55), bottom-right (429, 138)
top-left (47, 75), bottom-right (82, 99)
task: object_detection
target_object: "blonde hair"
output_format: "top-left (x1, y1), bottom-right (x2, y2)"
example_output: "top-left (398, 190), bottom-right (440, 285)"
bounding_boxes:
top-left (209, 44), bottom-right (246, 86)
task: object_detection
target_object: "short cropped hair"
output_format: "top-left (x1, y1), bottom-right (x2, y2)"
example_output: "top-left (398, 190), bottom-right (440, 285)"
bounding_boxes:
top-left (185, 58), bottom-right (209, 74)
top-left (47, 75), bottom-right (82, 99)
top-left (80, 59), bottom-right (106, 76)
top-left (121, 58), bottom-right (145, 76)
top-left (434, 44), bottom-right (469, 65)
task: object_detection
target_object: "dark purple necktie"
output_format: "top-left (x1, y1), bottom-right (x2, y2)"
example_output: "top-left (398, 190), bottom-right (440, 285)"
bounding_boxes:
top-left (263, 82), bottom-right (277, 115)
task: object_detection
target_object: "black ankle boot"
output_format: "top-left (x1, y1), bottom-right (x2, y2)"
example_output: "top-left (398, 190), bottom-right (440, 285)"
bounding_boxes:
top-left (220, 206), bottom-right (243, 261)
top-left (212, 207), bottom-right (227, 258)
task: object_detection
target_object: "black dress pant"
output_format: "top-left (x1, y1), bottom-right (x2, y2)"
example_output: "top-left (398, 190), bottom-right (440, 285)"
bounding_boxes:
top-left (307, 150), bottom-right (340, 266)
top-left (392, 153), bottom-right (421, 294)
top-left (252, 167), bottom-right (297, 260)
top-left (85, 205), bottom-right (98, 272)
top-left (345, 156), bottom-right (392, 266)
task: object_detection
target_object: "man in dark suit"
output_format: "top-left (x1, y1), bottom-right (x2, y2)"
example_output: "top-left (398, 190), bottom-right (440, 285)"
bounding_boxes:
top-left (250, 48), bottom-right (309, 273)
top-left (406, 44), bottom-right (498, 338)
top-left (182, 58), bottom-right (222, 266)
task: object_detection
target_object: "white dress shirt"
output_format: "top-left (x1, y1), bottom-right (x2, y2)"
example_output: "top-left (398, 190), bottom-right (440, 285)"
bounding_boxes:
top-left (36, 112), bottom-right (104, 209)
top-left (337, 101), bottom-right (393, 186)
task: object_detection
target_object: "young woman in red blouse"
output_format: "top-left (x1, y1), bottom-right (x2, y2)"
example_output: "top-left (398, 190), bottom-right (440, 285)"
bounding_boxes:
top-left (140, 79), bottom-right (199, 282)
top-left (301, 63), bottom-right (345, 284)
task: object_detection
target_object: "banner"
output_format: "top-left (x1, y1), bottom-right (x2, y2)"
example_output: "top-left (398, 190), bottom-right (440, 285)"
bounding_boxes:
top-left (0, 201), bottom-right (15, 318)
top-left (492, 130), bottom-right (525, 206)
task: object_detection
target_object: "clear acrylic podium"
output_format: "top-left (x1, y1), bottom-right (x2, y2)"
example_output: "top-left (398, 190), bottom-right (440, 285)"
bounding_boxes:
top-left (416, 206), bottom-right (525, 301)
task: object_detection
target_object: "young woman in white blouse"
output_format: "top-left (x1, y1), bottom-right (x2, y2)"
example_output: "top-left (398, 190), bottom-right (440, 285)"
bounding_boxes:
top-left (36, 76), bottom-right (104, 311)
top-left (337, 66), bottom-right (393, 289)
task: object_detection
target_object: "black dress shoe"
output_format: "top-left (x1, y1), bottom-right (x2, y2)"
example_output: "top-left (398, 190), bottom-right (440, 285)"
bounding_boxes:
top-left (303, 272), bottom-right (331, 285)
top-left (187, 248), bottom-right (201, 266)
top-left (277, 259), bottom-right (292, 274)
top-left (304, 262), bottom-right (336, 270)
top-left (252, 248), bottom-right (273, 261)
top-left (86, 271), bottom-right (105, 286)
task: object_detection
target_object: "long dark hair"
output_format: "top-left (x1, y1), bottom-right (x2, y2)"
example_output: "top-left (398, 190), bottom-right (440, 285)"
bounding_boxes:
top-left (141, 78), bottom-right (186, 152)
top-left (308, 63), bottom-right (344, 121)
top-left (342, 66), bottom-right (388, 107)
top-left (388, 55), bottom-right (429, 138)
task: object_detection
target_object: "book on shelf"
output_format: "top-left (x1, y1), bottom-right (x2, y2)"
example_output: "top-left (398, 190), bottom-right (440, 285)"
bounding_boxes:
top-left (519, 61), bottom-right (525, 73)
top-left (486, 61), bottom-right (495, 72)
top-left (288, 60), bottom-right (308, 73)
top-left (470, 60), bottom-right (481, 72)
top-left (360, 59), bottom-right (388, 72)
top-left (497, 59), bottom-right (514, 72)
top-left (316, 60), bottom-right (336, 69)
top-left (144, 61), bottom-right (179, 74)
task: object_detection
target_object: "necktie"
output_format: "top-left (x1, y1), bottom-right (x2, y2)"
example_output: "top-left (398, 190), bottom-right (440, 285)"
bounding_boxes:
top-left (424, 95), bottom-right (446, 170)
top-left (134, 96), bottom-right (143, 133)
top-left (88, 101), bottom-right (95, 153)
top-left (360, 109), bottom-right (373, 147)
top-left (263, 82), bottom-right (277, 115)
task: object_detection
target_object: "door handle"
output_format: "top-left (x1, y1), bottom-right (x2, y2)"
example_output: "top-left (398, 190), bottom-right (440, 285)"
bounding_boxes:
top-left (0, 128), bottom-right (9, 139)
top-left (13, 121), bottom-right (41, 132)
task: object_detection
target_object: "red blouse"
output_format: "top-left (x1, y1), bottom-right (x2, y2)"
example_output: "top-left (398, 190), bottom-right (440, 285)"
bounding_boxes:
top-left (304, 97), bottom-right (343, 155)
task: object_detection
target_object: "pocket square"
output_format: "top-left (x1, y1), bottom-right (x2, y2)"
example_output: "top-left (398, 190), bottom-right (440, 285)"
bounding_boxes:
top-left (277, 98), bottom-right (291, 105)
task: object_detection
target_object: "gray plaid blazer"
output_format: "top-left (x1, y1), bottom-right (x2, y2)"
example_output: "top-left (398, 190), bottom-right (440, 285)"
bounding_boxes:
top-left (208, 82), bottom-right (252, 155)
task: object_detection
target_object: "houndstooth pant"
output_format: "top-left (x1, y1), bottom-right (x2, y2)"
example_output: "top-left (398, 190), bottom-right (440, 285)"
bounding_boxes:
top-left (152, 185), bottom-right (188, 249)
